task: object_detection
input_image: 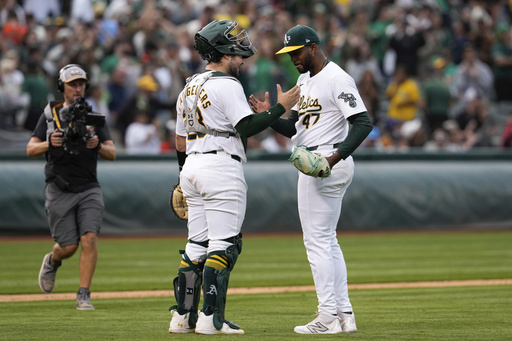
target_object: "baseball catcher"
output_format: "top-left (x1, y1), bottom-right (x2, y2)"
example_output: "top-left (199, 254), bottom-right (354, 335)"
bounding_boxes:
top-left (289, 145), bottom-right (331, 178)
top-left (170, 183), bottom-right (188, 221)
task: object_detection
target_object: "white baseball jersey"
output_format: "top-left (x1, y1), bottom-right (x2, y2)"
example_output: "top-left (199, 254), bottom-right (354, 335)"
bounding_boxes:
top-left (290, 61), bottom-right (366, 317)
top-left (176, 71), bottom-right (253, 163)
top-left (291, 61), bottom-right (367, 148)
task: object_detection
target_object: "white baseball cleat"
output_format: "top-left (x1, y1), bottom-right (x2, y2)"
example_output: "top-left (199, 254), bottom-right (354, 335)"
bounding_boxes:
top-left (339, 312), bottom-right (358, 333)
top-left (169, 310), bottom-right (194, 333)
top-left (195, 311), bottom-right (244, 335)
top-left (294, 313), bottom-right (342, 334)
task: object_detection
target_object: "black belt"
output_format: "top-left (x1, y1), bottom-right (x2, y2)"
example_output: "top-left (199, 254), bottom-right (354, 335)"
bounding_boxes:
top-left (308, 143), bottom-right (343, 151)
top-left (187, 131), bottom-right (238, 140)
top-left (202, 150), bottom-right (241, 162)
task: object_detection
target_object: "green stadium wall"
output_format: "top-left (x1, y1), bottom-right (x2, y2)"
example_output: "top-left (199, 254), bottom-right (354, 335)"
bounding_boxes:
top-left (1, 150), bottom-right (512, 235)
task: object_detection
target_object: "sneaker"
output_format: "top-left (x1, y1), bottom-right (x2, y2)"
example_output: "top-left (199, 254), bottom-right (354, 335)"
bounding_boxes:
top-left (169, 310), bottom-right (194, 334)
top-left (294, 313), bottom-right (342, 334)
top-left (38, 253), bottom-right (60, 293)
top-left (339, 312), bottom-right (357, 333)
top-left (76, 288), bottom-right (95, 310)
top-left (195, 311), bottom-right (244, 335)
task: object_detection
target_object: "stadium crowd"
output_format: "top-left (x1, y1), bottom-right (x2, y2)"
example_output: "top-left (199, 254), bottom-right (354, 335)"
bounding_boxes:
top-left (1, 0), bottom-right (512, 153)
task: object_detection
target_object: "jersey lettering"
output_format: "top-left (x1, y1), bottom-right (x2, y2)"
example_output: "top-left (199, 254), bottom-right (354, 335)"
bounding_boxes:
top-left (298, 95), bottom-right (322, 113)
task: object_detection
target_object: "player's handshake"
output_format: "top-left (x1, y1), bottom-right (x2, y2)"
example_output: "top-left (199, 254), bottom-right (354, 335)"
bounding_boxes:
top-left (277, 84), bottom-right (300, 112)
top-left (249, 84), bottom-right (300, 114)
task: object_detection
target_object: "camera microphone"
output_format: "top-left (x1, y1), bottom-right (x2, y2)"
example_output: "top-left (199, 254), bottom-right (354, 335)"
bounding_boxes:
top-left (59, 105), bottom-right (73, 122)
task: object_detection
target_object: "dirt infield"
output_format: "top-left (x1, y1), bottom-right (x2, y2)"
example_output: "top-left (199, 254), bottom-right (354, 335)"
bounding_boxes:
top-left (2, 279), bottom-right (511, 303)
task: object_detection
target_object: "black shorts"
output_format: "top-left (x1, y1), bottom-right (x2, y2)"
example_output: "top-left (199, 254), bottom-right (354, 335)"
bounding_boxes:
top-left (45, 182), bottom-right (104, 247)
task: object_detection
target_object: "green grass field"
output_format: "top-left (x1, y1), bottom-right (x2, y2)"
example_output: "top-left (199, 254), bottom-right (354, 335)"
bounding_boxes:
top-left (1, 231), bottom-right (511, 340)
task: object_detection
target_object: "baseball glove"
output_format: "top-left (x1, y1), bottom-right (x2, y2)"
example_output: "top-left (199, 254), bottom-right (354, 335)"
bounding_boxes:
top-left (170, 183), bottom-right (188, 221)
top-left (288, 145), bottom-right (331, 178)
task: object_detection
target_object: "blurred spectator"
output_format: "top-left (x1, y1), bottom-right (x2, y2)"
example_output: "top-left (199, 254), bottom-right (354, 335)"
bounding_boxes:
top-left (466, 1), bottom-right (494, 65)
top-left (455, 98), bottom-right (499, 148)
top-left (0, 52), bottom-right (27, 130)
top-left (0, 0), bottom-right (26, 27)
top-left (105, 65), bottom-right (129, 127)
top-left (248, 35), bottom-right (282, 103)
top-left (387, 8), bottom-right (426, 76)
top-left (345, 41), bottom-right (384, 87)
top-left (86, 84), bottom-right (111, 125)
top-left (424, 128), bottom-right (450, 152)
top-left (116, 73), bottom-right (170, 145)
top-left (21, 60), bottom-right (50, 132)
top-left (441, 119), bottom-right (471, 152)
top-left (491, 24), bottom-right (512, 102)
top-left (358, 69), bottom-right (381, 126)
top-left (450, 20), bottom-right (469, 65)
top-left (367, 5), bottom-right (394, 75)
top-left (453, 43), bottom-right (494, 105)
top-left (22, 0), bottom-right (60, 24)
top-left (501, 115), bottom-right (512, 148)
top-left (386, 64), bottom-right (421, 123)
top-left (124, 110), bottom-right (162, 154)
top-left (1, 8), bottom-right (27, 45)
top-left (70, 0), bottom-right (95, 24)
top-left (100, 39), bottom-right (137, 75)
top-left (418, 6), bottom-right (452, 78)
top-left (421, 56), bottom-right (452, 138)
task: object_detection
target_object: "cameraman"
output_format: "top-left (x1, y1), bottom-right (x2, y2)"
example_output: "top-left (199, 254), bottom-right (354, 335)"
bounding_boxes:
top-left (27, 64), bottom-right (116, 310)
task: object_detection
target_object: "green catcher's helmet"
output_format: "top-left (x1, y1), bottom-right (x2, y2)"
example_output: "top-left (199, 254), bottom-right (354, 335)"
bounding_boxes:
top-left (194, 20), bottom-right (257, 62)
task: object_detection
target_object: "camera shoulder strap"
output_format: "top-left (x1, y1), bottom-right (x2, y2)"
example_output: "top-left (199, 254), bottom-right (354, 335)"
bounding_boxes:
top-left (44, 101), bottom-right (64, 139)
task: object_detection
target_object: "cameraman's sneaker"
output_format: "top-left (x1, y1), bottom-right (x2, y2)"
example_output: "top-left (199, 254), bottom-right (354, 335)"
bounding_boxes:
top-left (339, 312), bottom-right (357, 333)
top-left (38, 253), bottom-right (61, 293)
top-left (195, 312), bottom-right (244, 335)
top-left (294, 313), bottom-right (342, 334)
top-left (169, 310), bottom-right (194, 334)
top-left (77, 287), bottom-right (95, 310)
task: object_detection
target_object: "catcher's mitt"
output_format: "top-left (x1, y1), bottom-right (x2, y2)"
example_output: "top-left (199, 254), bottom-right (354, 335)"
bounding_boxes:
top-left (288, 145), bottom-right (331, 178)
top-left (170, 183), bottom-right (188, 221)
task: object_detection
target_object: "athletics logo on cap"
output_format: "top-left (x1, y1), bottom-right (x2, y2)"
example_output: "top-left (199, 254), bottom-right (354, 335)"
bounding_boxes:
top-left (276, 25), bottom-right (320, 55)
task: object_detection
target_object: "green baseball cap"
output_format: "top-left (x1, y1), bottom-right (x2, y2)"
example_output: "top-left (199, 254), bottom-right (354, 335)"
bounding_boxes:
top-left (276, 25), bottom-right (320, 55)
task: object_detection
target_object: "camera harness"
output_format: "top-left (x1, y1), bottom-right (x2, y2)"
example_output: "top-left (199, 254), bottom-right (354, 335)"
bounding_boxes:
top-left (44, 102), bottom-right (65, 140)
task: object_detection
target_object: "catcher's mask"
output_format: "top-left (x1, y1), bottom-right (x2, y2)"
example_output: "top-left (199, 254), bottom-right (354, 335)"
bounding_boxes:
top-left (194, 20), bottom-right (257, 62)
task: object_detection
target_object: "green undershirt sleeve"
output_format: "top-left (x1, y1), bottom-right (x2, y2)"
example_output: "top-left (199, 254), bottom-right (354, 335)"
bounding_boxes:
top-left (270, 110), bottom-right (298, 138)
top-left (235, 103), bottom-right (286, 138)
top-left (337, 111), bottom-right (373, 160)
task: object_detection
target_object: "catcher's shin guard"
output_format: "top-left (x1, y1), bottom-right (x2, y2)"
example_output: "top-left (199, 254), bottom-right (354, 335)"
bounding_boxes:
top-left (170, 251), bottom-right (205, 328)
top-left (202, 234), bottom-right (242, 331)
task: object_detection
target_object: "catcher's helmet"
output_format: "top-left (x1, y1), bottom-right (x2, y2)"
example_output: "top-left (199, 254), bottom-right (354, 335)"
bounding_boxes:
top-left (194, 20), bottom-right (257, 62)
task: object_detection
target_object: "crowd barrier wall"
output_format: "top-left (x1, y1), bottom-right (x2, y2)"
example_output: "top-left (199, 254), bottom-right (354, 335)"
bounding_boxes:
top-left (1, 150), bottom-right (511, 235)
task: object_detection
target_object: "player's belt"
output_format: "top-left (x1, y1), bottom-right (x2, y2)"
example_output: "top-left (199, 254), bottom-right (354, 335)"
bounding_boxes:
top-left (188, 131), bottom-right (238, 140)
top-left (307, 143), bottom-right (343, 151)
top-left (187, 133), bottom-right (206, 140)
top-left (199, 150), bottom-right (241, 163)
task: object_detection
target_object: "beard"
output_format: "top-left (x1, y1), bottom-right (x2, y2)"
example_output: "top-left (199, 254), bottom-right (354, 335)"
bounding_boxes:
top-left (227, 59), bottom-right (240, 77)
top-left (299, 54), bottom-right (314, 74)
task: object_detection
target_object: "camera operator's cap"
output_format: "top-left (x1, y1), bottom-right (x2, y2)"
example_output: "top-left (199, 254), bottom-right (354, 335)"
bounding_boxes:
top-left (60, 65), bottom-right (88, 83)
top-left (276, 25), bottom-right (320, 55)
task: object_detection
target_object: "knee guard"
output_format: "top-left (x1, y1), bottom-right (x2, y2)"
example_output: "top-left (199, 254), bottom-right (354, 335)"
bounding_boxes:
top-left (202, 233), bottom-right (242, 331)
top-left (170, 250), bottom-right (205, 328)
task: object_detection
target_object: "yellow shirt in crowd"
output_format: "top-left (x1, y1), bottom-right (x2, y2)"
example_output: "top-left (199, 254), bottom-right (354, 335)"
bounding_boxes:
top-left (386, 79), bottom-right (421, 121)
